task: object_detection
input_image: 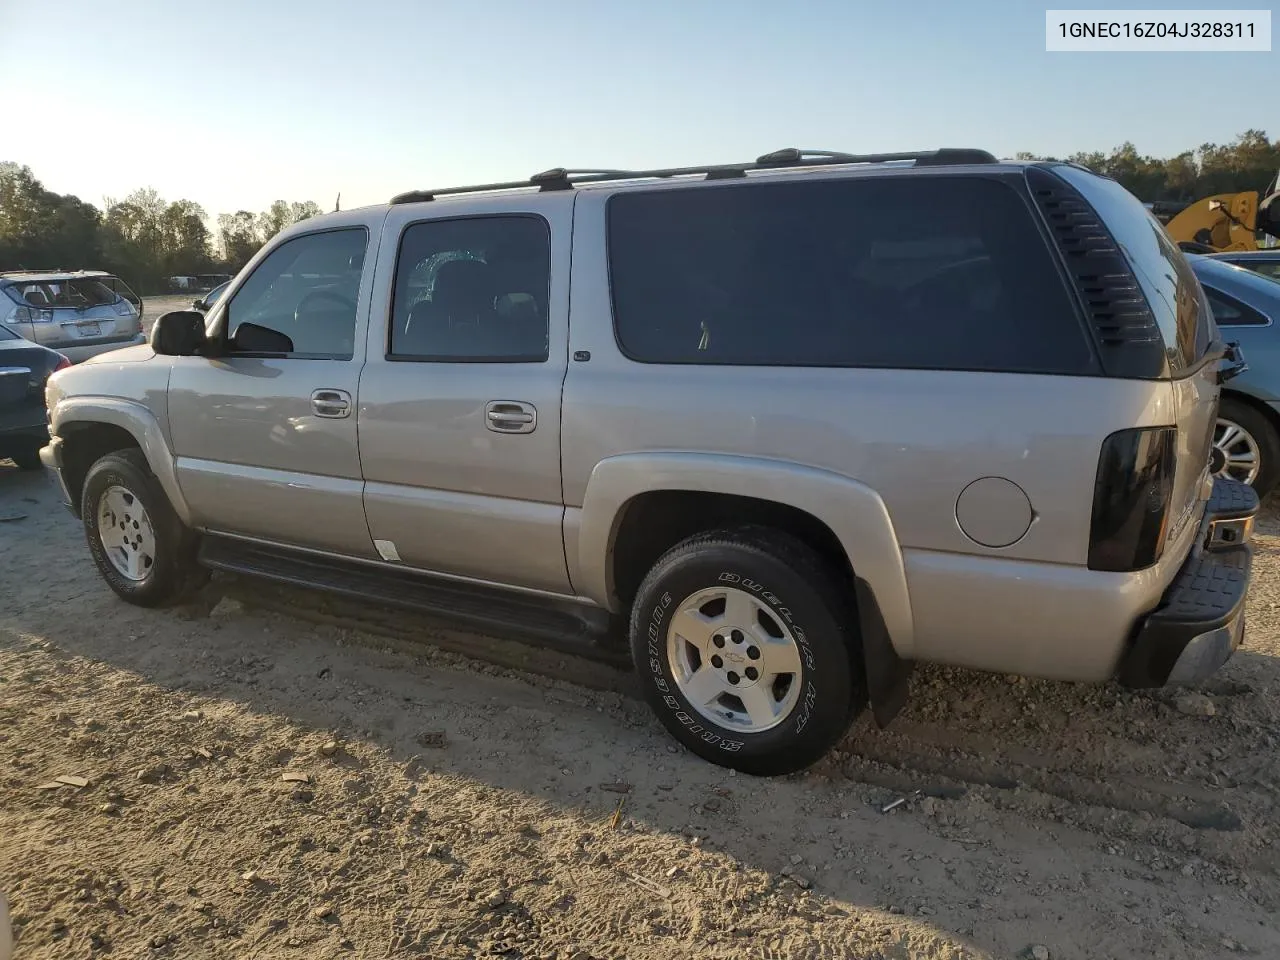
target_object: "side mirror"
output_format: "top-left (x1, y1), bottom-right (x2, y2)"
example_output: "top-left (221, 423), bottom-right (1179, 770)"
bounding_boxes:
top-left (150, 310), bottom-right (207, 356)
top-left (232, 322), bottom-right (294, 354)
top-left (192, 298), bottom-right (206, 311)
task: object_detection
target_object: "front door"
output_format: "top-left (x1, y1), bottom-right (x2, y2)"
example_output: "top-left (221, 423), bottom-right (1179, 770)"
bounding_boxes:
top-left (357, 201), bottom-right (573, 594)
top-left (167, 222), bottom-right (379, 557)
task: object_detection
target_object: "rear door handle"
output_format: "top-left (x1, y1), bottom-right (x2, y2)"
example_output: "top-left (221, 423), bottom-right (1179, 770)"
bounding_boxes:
top-left (485, 400), bottom-right (536, 434)
top-left (311, 388), bottom-right (352, 418)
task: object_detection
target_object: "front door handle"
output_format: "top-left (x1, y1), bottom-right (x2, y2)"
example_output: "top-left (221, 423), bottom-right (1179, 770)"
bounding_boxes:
top-left (311, 388), bottom-right (352, 418)
top-left (485, 400), bottom-right (536, 434)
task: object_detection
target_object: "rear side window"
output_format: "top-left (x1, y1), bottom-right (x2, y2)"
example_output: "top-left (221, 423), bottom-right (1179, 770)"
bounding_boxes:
top-left (389, 215), bottom-right (550, 363)
top-left (607, 176), bottom-right (1096, 373)
top-left (1203, 286), bottom-right (1270, 326)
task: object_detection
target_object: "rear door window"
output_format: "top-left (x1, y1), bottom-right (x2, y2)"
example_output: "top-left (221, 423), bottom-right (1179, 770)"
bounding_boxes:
top-left (388, 215), bottom-right (550, 362)
top-left (607, 175), bottom-right (1096, 374)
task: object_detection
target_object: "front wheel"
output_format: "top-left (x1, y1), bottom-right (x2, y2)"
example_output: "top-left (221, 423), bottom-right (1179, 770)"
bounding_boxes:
top-left (81, 449), bottom-right (207, 606)
top-left (629, 526), bottom-right (862, 776)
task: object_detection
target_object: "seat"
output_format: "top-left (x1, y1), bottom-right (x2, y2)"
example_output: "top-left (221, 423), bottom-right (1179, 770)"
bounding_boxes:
top-left (400, 259), bottom-right (498, 357)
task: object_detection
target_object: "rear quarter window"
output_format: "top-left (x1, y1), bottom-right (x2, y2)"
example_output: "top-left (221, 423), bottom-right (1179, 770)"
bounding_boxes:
top-left (606, 175), bottom-right (1097, 374)
top-left (1054, 166), bottom-right (1210, 374)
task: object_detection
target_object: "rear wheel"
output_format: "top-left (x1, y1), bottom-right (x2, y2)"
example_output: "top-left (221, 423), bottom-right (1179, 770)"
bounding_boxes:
top-left (1214, 397), bottom-right (1280, 499)
top-left (81, 449), bottom-right (207, 606)
top-left (629, 526), bottom-right (862, 776)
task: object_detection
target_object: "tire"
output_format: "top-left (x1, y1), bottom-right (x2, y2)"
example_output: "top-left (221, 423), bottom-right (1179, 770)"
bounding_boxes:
top-left (81, 449), bottom-right (207, 606)
top-left (1216, 396), bottom-right (1280, 499)
top-left (629, 526), bottom-right (862, 776)
top-left (9, 445), bottom-right (43, 471)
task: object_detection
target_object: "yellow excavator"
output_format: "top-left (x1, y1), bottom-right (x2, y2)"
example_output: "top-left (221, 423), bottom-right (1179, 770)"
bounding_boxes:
top-left (1161, 172), bottom-right (1280, 253)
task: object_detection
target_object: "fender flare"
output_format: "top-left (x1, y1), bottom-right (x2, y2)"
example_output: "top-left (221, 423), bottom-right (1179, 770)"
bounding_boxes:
top-left (52, 397), bottom-right (193, 526)
top-left (576, 451), bottom-right (916, 659)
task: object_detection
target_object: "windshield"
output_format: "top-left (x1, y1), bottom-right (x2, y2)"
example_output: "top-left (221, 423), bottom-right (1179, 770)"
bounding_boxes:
top-left (9, 277), bottom-right (122, 309)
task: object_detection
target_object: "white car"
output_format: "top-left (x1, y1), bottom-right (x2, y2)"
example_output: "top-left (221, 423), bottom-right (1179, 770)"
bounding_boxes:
top-left (0, 270), bottom-right (146, 363)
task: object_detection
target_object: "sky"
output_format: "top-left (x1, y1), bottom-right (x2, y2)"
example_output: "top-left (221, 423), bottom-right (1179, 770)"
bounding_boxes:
top-left (1, 0), bottom-right (1276, 223)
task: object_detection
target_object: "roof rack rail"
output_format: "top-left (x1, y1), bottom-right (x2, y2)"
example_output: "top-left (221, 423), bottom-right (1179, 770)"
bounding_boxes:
top-left (388, 147), bottom-right (998, 204)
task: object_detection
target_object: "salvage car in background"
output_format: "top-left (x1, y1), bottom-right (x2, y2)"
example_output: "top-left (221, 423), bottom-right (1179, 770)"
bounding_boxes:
top-left (1190, 255), bottom-right (1280, 497)
top-left (192, 279), bottom-right (231, 312)
top-left (0, 325), bottom-right (68, 469)
top-left (0, 271), bottom-right (146, 363)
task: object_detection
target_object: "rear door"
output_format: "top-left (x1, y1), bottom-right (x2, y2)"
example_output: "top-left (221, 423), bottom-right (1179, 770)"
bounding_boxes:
top-left (356, 196), bottom-right (573, 594)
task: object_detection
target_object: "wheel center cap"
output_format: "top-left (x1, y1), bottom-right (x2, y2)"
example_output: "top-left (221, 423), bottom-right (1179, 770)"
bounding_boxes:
top-left (1209, 445), bottom-right (1227, 474)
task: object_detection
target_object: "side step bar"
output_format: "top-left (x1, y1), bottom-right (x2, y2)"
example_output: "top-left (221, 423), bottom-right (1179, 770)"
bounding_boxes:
top-left (197, 535), bottom-right (625, 663)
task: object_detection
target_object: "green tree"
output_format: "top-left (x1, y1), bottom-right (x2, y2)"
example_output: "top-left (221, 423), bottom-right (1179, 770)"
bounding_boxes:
top-left (0, 163), bottom-right (102, 270)
top-left (218, 211), bottom-right (261, 272)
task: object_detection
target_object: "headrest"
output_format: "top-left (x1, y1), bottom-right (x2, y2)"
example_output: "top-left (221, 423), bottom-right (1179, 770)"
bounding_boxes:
top-left (433, 259), bottom-right (495, 314)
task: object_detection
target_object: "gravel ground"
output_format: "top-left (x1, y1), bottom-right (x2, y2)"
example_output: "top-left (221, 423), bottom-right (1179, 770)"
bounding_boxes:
top-left (1, 458), bottom-right (1279, 960)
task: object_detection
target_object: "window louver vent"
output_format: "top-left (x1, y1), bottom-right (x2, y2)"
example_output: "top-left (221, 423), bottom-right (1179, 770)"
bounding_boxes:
top-left (1025, 167), bottom-right (1167, 379)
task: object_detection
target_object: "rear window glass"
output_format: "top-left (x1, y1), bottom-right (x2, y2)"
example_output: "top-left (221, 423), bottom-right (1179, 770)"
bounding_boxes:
top-left (607, 176), bottom-right (1096, 373)
top-left (9, 278), bottom-right (121, 309)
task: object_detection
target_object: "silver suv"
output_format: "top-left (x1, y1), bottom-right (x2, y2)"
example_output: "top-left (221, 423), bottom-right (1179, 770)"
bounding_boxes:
top-left (1, 270), bottom-right (145, 362)
top-left (40, 148), bottom-right (1259, 775)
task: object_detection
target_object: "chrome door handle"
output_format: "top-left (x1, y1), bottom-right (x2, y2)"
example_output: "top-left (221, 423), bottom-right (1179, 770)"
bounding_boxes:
top-left (311, 388), bottom-right (351, 418)
top-left (485, 400), bottom-right (536, 434)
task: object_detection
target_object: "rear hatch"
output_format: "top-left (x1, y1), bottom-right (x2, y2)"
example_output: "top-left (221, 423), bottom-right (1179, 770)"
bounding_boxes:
top-left (4, 276), bottom-right (138, 346)
top-left (1042, 165), bottom-right (1220, 560)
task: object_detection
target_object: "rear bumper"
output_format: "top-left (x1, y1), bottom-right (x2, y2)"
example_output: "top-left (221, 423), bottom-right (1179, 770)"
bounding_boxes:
top-left (1117, 476), bottom-right (1258, 688)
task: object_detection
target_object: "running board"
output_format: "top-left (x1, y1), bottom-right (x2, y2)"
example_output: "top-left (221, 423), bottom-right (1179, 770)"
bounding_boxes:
top-left (197, 535), bottom-right (624, 661)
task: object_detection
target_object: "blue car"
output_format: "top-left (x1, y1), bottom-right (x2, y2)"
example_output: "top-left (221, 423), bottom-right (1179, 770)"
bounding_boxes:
top-left (1189, 255), bottom-right (1280, 497)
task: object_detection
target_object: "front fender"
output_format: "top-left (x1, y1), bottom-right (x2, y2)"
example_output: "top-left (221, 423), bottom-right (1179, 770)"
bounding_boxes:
top-left (575, 452), bottom-right (916, 657)
top-left (52, 396), bottom-right (192, 526)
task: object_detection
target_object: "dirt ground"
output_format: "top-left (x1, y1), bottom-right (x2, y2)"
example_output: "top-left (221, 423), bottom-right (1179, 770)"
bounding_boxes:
top-left (1, 460), bottom-right (1279, 960)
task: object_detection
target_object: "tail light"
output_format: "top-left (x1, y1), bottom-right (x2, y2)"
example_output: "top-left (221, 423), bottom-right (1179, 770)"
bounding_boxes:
top-left (12, 305), bottom-right (55, 323)
top-left (53, 354), bottom-right (72, 372)
top-left (1088, 426), bottom-right (1177, 572)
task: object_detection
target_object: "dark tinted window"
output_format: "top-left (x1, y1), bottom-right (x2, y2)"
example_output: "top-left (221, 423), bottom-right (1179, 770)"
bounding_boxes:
top-left (1056, 166), bottom-right (1209, 372)
top-left (390, 216), bottom-right (550, 362)
top-left (607, 176), bottom-right (1095, 373)
top-left (225, 229), bottom-right (367, 359)
top-left (1204, 286), bottom-right (1270, 326)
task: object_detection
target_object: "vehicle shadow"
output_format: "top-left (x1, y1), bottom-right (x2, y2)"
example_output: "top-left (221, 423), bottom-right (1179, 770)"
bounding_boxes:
top-left (2, 461), bottom-right (1278, 960)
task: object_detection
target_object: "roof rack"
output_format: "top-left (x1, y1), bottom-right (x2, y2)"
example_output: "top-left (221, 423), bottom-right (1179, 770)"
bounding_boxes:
top-left (388, 147), bottom-right (998, 204)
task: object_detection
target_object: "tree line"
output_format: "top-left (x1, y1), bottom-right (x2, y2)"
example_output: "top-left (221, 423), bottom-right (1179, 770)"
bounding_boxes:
top-left (1015, 129), bottom-right (1280, 206)
top-left (3, 130), bottom-right (1278, 293)
top-left (0, 161), bottom-right (322, 294)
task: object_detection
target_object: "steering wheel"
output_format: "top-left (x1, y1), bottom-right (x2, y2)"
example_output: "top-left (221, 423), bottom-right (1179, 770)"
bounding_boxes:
top-left (295, 289), bottom-right (356, 323)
